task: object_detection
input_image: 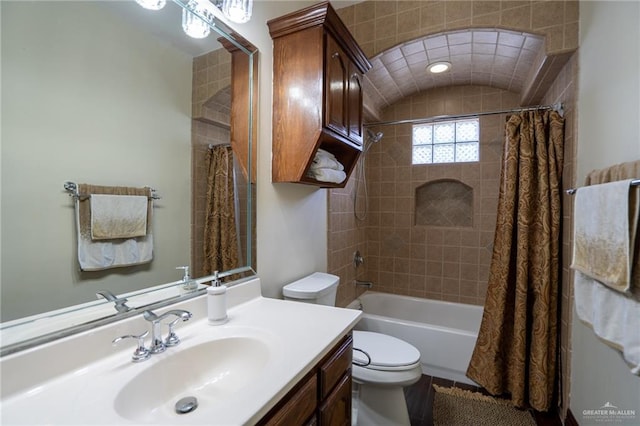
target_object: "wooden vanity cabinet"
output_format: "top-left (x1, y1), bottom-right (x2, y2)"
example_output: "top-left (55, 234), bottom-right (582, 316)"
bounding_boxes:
top-left (268, 1), bottom-right (371, 188)
top-left (259, 334), bottom-right (353, 426)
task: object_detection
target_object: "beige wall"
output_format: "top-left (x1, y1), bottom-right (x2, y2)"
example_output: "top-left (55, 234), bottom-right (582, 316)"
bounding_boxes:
top-left (571, 1), bottom-right (640, 422)
top-left (1, 2), bottom-right (192, 320)
top-left (230, 1), bottom-right (331, 299)
top-left (338, 0), bottom-right (578, 59)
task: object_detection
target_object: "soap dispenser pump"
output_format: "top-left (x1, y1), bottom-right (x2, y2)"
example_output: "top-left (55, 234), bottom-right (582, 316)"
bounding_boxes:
top-left (207, 270), bottom-right (228, 325)
top-left (176, 266), bottom-right (198, 295)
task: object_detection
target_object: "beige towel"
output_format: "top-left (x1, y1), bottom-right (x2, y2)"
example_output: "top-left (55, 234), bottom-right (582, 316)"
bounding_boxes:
top-left (90, 194), bottom-right (148, 240)
top-left (585, 160), bottom-right (640, 186)
top-left (571, 179), bottom-right (639, 293)
top-left (584, 160), bottom-right (640, 293)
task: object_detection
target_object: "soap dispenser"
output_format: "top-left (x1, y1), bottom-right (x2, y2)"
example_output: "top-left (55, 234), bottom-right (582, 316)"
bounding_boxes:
top-left (207, 271), bottom-right (228, 325)
top-left (176, 266), bottom-right (198, 295)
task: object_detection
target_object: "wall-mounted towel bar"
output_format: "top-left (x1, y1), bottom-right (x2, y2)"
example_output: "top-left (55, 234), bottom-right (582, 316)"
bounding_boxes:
top-left (63, 181), bottom-right (161, 200)
top-left (566, 179), bottom-right (640, 195)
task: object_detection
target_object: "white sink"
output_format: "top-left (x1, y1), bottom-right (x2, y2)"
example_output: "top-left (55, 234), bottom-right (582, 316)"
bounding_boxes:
top-left (0, 278), bottom-right (362, 425)
top-left (114, 336), bottom-right (270, 423)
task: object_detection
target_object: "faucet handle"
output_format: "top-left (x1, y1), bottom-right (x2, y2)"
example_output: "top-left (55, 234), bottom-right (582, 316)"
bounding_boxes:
top-left (164, 318), bottom-right (182, 347)
top-left (112, 330), bottom-right (150, 362)
top-left (97, 290), bottom-right (131, 313)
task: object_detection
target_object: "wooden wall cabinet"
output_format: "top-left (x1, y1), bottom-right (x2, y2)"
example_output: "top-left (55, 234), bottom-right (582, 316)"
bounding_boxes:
top-left (259, 334), bottom-right (353, 426)
top-left (268, 1), bottom-right (371, 188)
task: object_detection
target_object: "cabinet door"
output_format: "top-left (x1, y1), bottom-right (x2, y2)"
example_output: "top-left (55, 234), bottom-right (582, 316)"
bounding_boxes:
top-left (324, 35), bottom-right (348, 138)
top-left (347, 66), bottom-right (364, 146)
top-left (318, 374), bottom-right (352, 426)
top-left (262, 374), bottom-right (318, 426)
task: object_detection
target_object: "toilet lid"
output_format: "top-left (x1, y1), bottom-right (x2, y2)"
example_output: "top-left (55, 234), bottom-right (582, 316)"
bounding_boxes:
top-left (352, 331), bottom-right (420, 368)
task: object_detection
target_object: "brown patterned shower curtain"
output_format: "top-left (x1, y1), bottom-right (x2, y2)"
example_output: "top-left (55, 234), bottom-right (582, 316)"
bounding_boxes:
top-left (466, 110), bottom-right (565, 412)
top-left (203, 145), bottom-right (240, 276)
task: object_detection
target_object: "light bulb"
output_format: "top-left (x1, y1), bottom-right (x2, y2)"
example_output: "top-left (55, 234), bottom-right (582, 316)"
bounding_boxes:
top-left (427, 61), bottom-right (452, 74)
top-left (182, 0), bottom-right (211, 39)
top-left (222, 0), bottom-right (252, 23)
top-left (135, 0), bottom-right (166, 11)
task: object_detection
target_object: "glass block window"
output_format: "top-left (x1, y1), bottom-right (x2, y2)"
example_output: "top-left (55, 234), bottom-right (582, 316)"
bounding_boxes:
top-left (412, 118), bottom-right (479, 164)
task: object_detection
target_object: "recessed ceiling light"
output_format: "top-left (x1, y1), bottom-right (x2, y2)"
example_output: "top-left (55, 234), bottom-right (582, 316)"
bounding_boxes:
top-left (427, 61), bottom-right (451, 74)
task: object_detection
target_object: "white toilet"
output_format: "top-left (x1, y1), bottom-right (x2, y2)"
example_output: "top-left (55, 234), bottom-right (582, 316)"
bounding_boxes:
top-left (283, 272), bottom-right (422, 426)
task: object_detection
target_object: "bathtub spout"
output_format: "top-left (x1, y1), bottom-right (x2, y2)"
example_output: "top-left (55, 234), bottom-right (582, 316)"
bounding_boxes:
top-left (355, 280), bottom-right (373, 289)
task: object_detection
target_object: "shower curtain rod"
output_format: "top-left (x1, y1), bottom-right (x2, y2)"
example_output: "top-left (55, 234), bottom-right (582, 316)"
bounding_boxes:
top-left (364, 102), bottom-right (563, 128)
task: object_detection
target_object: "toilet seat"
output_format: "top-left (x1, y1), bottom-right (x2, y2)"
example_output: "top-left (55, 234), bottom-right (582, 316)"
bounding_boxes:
top-left (352, 331), bottom-right (421, 371)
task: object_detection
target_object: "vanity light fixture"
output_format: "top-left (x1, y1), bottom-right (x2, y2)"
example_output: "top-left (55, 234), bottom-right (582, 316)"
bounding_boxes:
top-left (182, 0), bottom-right (211, 39)
top-left (135, 0), bottom-right (253, 39)
top-left (135, 0), bottom-right (166, 10)
top-left (427, 61), bottom-right (451, 74)
top-left (221, 0), bottom-right (253, 24)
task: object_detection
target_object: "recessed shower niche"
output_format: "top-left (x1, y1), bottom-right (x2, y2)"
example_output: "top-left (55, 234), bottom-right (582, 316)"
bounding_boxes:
top-left (415, 179), bottom-right (473, 227)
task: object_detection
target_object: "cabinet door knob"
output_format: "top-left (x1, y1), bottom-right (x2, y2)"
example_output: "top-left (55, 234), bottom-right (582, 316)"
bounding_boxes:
top-left (332, 52), bottom-right (340, 59)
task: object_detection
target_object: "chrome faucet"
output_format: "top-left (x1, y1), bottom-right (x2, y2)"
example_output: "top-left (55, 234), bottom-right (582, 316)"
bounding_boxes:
top-left (143, 309), bottom-right (192, 354)
top-left (112, 330), bottom-right (151, 362)
top-left (96, 290), bottom-right (131, 313)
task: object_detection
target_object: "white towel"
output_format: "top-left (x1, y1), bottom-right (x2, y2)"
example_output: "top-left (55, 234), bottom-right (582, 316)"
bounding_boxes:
top-left (308, 168), bottom-right (347, 184)
top-left (90, 194), bottom-right (148, 240)
top-left (574, 270), bottom-right (640, 374)
top-left (571, 179), bottom-right (639, 294)
top-left (311, 155), bottom-right (344, 171)
top-left (316, 148), bottom-right (336, 159)
top-left (77, 199), bottom-right (153, 271)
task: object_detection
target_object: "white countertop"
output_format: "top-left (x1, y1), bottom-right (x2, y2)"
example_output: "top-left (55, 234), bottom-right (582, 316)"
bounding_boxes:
top-left (0, 278), bottom-right (362, 425)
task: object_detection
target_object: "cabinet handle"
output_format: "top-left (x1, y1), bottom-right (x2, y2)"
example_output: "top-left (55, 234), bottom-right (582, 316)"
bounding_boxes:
top-left (332, 52), bottom-right (340, 59)
top-left (351, 73), bottom-right (360, 81)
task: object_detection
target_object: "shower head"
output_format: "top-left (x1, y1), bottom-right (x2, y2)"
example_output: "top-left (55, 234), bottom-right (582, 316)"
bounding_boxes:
top-left (365, 128), bottom-right (383, 144)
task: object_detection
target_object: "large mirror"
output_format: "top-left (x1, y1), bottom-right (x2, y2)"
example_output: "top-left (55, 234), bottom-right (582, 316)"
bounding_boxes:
top-left (0, 0), bottom-right (257, 354)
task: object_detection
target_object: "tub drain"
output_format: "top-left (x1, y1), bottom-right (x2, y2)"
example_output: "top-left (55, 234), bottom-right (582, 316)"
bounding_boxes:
top-left (175, 396), bottom-right (198, 414)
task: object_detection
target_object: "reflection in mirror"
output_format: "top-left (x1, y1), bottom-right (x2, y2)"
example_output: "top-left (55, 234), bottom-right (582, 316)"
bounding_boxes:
top-left (0, 0), bottom-right (257, 354)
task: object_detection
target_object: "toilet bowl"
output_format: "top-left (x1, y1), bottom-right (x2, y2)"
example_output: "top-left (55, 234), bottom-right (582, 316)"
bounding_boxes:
top-left (282, 273), bottom-right (422, 425)
top-left (351, 330), bottom-right (422, 425)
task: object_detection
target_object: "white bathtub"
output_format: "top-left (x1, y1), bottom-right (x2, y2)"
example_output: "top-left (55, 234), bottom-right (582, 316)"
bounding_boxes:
top-left (348, 291), bottom-right (484, 385)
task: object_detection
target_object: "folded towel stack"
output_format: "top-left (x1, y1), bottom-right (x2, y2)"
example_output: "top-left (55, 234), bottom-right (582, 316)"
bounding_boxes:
top-left (571, 169), bottom-right (640, 375)
top-left (307, 149), bottom-right (346, 184)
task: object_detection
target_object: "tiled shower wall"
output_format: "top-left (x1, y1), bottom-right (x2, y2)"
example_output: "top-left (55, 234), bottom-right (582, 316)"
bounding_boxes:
top-left (329, 85), bottom-right (519, 306)
top-left (367, 85), bottom-right (519, 306)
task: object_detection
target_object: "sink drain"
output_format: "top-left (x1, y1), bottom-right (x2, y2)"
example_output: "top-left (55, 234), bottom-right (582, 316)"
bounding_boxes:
top-left (175, 396), bottom-right (198, 414)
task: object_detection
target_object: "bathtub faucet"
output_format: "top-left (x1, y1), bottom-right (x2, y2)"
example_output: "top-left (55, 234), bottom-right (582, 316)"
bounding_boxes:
top-left (355, 280), bottom-right (373, 289)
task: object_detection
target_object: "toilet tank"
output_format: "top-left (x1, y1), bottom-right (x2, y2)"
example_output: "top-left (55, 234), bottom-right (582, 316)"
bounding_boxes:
top-left (282, 272), bottom-right (340, 306)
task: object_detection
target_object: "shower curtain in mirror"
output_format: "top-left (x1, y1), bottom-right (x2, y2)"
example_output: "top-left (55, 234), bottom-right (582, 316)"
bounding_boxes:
top-left (203, 145), bottom-right (240, 276)
top-left (466, 110), bottom-right (564, 412)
